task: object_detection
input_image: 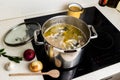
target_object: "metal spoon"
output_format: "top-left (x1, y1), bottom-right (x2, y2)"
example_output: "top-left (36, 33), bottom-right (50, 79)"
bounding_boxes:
top-left (9, 69), bottom-right (60, 78)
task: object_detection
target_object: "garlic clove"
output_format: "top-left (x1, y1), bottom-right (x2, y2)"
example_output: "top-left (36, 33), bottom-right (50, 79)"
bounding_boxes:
top-left (4, 62), bottom-right (15, 71)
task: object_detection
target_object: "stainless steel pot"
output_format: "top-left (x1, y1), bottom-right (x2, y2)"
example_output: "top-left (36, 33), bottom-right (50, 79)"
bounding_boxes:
top-left (34, 15), bottom-right (98, 69)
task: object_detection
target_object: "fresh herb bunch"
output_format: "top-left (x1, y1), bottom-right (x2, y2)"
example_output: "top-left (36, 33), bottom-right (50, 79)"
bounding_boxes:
top-left (0, 49), bottom-right (22, 63)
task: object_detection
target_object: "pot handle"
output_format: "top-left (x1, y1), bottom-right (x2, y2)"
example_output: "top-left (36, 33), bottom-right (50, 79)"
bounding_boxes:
top-left (88, 25), bottom-right (98, 39)
top-left (34, 29), bottom-right (44, 45)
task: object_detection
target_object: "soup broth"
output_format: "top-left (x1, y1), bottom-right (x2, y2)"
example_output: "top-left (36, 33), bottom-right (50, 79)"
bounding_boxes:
top-left (69, 6), bottom-right (81, 12)
top-left (43, 23), bottom-right (86, 50)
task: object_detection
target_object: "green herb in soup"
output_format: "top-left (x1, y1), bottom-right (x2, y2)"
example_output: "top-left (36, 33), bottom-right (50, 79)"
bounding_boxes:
top-left (43, 23), bottom-right (86, 50)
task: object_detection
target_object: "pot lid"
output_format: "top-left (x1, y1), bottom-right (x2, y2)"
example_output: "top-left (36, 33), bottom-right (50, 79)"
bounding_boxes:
top-left (3, 22), bottom-right (41, 46)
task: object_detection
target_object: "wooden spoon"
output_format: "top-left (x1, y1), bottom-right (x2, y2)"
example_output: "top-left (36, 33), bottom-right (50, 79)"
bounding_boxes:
top-left (9, 69), bottom-right (60, 78)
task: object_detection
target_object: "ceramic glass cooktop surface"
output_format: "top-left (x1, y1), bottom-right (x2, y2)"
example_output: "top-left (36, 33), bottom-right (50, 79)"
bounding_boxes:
top-left (25, 6), bottom-right (120, 80)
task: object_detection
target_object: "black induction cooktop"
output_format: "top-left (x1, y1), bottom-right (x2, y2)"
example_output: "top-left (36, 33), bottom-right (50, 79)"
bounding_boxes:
top-left (25, 6), bottom-right (120, 80)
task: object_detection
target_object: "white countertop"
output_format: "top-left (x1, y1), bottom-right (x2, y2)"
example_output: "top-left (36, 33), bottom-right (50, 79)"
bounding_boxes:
top-left (0, 1), bottom-right (120, 80)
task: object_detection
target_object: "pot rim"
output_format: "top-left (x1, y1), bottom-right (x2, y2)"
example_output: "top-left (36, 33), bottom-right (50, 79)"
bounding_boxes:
top-left (41, 15), bottom-right (91, 51)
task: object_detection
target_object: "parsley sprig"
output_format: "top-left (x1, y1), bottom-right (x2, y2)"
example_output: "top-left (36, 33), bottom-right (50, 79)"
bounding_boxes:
top-left (0, 49), bottom-right (22, 63)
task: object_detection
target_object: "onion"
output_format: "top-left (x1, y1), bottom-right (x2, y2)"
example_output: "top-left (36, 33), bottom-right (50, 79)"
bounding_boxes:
top-left (23, 49), bottom-right (35, 61)
top-left (29, 60), bottom-right (43, 72)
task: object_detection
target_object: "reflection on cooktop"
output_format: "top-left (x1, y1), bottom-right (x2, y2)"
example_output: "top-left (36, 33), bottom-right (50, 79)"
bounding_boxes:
top-left (25, 6), bottom-right (120, 80)
top-left (91, 31), bottom-right (114, 49)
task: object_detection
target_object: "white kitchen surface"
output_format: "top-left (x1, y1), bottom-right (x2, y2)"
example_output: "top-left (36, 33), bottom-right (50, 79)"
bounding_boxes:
top-left (0, 0), bottom-right (97, 21)
top-left (0, 0), bottom-right (120, 80)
